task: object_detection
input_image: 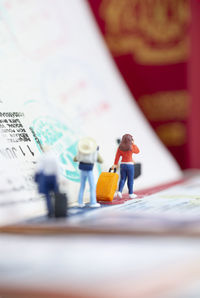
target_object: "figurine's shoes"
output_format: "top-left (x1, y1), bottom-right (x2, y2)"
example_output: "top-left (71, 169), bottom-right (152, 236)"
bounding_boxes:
top-left (89, 203), bottom-right (101, 208)
top-left (78, 203), bottom-right (86, 207)
top-left (117, 191), bottom-right (122, 198)
top-left (129, 193), bottom-right (137, 199)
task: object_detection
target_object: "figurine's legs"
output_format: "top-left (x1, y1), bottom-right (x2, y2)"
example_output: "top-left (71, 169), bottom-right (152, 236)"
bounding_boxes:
top-left (78, 170), bottom-right (87, 205)
top-left (47, 175), bottom-right (58, 215)
top-left (87, 170), bottom-right (97, 205)
top-left (41, 174), bottom-right (54, 217)
top-left (45, 192), bottom-right (53, 217)
top-left (53, 177), bottom-right (59, 193)
top-left (127, 164), bottom-right (134, 194)
top-left (118, 164), bottom-right (127, 193)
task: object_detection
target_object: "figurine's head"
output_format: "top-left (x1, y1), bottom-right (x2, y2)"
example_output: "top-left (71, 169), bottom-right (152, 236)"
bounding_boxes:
top-left (119, 134), bottom-right (133, 151)
top-left (78, 137), bottom-right (97, 154)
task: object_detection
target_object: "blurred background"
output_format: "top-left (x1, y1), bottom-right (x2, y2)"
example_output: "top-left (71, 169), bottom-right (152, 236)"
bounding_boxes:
top-left (87, 0), bottom-right (200, 170)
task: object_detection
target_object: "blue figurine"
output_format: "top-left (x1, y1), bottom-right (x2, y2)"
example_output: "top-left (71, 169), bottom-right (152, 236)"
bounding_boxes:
top-left (35, 146), bottom-right (59, 217)
top-left (74, 137), bottom-right (103, 208)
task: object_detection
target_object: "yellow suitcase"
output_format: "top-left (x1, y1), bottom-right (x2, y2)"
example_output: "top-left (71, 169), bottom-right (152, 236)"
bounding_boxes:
top-left (96, 168), bottom-right (119, 202)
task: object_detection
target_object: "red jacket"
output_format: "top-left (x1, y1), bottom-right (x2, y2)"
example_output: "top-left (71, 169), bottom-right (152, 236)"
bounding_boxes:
top-left (114, 144), bottom-right (139, 165)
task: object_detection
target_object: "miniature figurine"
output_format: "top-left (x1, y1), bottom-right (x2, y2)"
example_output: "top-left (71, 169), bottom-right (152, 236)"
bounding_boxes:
top-left (34, 146), bottom-right (59, 217)
top-left (74, 137), bottom-right (103, 207)
top-left (112, 134), bottom-right (140, 199)
top-left (116, 138), bottom-right (142, 180)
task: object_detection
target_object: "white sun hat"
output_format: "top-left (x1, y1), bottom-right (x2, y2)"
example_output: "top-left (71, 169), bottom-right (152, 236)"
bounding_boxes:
top-left (78, 137), bottom-right (97, 154)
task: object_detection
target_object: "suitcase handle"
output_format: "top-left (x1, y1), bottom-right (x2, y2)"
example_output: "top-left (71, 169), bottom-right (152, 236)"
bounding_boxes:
top-left (109, 168), bottom-right (117, 173)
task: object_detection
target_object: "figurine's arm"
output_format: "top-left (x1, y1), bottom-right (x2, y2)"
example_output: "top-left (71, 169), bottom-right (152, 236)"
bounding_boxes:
top-left (132, 144), bottom-right (140, 154)
top-left (97, 153), bottom-right (103, 163)
top-left (73, 156), bottom-right (78, 162)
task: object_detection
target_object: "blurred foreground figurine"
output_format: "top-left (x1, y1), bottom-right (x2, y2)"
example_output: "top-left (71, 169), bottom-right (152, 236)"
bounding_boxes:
top-left (112, 134), bottom-right (140, 199)
top-left (74, 137), bottom-right (103, 207)
top-left (35, 146), bottom-right (60, 217)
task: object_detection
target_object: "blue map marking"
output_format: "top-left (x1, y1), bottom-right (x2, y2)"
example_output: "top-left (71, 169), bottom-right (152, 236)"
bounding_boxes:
top-left (31, 116), bottom-right (80, 182)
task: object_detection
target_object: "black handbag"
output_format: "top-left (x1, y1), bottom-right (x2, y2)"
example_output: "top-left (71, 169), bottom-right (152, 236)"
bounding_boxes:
top-left (134, 163), bottom-right (141, 179)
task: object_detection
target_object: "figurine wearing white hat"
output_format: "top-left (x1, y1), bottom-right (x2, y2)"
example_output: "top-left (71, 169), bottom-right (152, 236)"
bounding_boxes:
top-left (74, 137), bottom-right (103, 207)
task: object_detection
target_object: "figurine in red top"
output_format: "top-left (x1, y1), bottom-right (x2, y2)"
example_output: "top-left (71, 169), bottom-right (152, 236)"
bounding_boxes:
top-left (112, 134), bottom-right (140, 199)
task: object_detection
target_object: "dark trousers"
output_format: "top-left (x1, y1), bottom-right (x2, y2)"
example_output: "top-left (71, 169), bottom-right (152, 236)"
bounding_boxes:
top-left (40, 174), bottom-right (58, 215)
